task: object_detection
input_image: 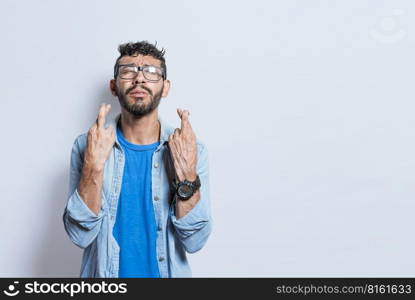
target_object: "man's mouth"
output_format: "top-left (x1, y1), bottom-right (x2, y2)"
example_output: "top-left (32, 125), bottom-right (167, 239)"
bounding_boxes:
top-left (129, 88), bottom-right (149, 97)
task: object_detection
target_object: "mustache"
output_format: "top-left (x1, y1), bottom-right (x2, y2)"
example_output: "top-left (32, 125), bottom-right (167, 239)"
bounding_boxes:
top-left (127, 85), bottom-right (152, 96)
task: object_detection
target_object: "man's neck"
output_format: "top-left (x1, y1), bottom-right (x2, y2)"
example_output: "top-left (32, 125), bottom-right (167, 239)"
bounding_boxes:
top-left (119, 109), bottom-right (160, 145)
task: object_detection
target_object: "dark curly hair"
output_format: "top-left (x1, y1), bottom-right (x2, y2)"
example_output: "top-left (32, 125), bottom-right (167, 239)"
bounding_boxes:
top-left (113, 41), bottom-right (167, 79)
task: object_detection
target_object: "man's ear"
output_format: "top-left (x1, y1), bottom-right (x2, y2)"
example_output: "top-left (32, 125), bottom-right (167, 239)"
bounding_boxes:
top-left (162, 79), bottom-right (171, 98)
top-left (109, 79), bottom-right (118, 96)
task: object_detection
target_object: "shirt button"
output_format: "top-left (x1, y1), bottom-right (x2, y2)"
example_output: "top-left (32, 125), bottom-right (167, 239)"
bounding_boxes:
top-left (154, 196), bottom-right (159, 201)
top-left (154, 162), bottom-right (159, 168)
top-left (159, 257), bottom-right (165, 262)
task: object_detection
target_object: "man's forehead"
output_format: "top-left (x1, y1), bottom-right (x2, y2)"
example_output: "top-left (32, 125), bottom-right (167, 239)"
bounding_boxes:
top-left (118, 54), bottom-right (161, 66)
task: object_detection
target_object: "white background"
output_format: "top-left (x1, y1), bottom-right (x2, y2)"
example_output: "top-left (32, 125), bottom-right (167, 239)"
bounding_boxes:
top-left (1, 0), bottom-right (414, 277)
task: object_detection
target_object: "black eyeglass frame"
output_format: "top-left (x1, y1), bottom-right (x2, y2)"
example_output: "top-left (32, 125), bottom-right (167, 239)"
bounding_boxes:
top-left (114, 63), bottom-right (166, 82)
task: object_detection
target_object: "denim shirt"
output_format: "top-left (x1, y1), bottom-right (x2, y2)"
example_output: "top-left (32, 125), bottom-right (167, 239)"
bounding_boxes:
top-left (62, 113), bottom-right (212, 278)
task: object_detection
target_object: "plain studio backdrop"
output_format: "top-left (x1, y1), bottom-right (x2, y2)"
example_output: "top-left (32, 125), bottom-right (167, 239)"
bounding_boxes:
top-left (1, 0), bottom-right (414, 277)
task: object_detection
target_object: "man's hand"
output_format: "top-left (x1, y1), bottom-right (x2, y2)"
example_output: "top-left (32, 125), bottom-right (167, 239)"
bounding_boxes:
top-left (84, 103), bottom-right (115, 171)
top-left (168, 108), bottom-right (197, 182)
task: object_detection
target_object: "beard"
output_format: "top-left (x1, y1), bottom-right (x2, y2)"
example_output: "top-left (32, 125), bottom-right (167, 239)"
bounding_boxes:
top-left (117, 85), bottom-right (163, 117)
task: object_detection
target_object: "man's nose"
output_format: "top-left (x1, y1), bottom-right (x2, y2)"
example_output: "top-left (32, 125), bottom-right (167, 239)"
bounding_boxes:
top-left (133, 70), bottom-right (147, 84)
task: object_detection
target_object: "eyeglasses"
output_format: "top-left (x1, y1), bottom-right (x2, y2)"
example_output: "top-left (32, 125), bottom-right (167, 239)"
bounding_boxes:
top-left (117, 64), bottom-right (165, 82)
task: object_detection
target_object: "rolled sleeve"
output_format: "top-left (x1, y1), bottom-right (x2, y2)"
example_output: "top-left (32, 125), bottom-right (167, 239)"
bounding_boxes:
top-left (66, 189), bottom-right (104, 230)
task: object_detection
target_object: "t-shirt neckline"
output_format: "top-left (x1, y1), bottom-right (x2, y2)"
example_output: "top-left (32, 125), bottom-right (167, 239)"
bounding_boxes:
top-left (116, 124), bottom-right (160, 151)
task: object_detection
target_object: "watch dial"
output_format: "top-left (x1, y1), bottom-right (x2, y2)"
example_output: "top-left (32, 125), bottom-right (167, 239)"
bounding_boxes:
top-left (179, 185), bottom-right (192, 196)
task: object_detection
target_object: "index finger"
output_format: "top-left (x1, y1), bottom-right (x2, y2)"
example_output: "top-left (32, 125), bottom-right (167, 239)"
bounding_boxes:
top-left (96, 103), bottom-right (111, 128)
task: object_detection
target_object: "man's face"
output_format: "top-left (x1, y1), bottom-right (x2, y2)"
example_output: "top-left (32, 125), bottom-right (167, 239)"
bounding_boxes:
top-left (110, 54), bottom-right (170, 117)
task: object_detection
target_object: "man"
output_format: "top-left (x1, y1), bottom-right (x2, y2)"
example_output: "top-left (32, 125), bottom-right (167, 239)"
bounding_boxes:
top-left (63, 41), bottom-right (212, 278)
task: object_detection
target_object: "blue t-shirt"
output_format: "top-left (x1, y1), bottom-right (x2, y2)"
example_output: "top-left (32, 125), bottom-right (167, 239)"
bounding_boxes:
top-left (112, 124), bottom-right (161, 278)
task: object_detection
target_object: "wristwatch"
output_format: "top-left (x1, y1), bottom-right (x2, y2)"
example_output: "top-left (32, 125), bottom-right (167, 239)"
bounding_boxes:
top-left (172, 175), bottom-right (201, 200)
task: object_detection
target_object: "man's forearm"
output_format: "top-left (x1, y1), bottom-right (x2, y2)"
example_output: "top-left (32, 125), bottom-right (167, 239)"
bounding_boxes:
top-left (78, 162), bottom-right (104, 216)
top-left (175, 190), bottom-right (200, 219)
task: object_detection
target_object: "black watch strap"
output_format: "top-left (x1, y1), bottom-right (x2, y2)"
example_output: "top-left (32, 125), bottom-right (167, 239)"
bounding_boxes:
top-left (191, 175), bottom-right (201, 189)
top-left (172, 175), bottom-right (200, 190)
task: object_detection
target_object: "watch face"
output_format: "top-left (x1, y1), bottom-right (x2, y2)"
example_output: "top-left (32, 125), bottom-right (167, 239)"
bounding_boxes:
top-left (178, 184), bottom-right (192, 197)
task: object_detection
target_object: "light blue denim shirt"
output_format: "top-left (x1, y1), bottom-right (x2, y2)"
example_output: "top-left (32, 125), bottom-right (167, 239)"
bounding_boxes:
top-left (63, 113), bottom-right (212, 278)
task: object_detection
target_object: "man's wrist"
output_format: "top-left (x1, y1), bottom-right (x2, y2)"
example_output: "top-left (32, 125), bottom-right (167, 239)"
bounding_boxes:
top-left (83, 160), bottom-right (105, 175)
top-left (173, 174), bottom-right (201, 201)
top-left (83, 154), bottom-right (105, 173)
top-left (178, 170), bottom-right (197, 182)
